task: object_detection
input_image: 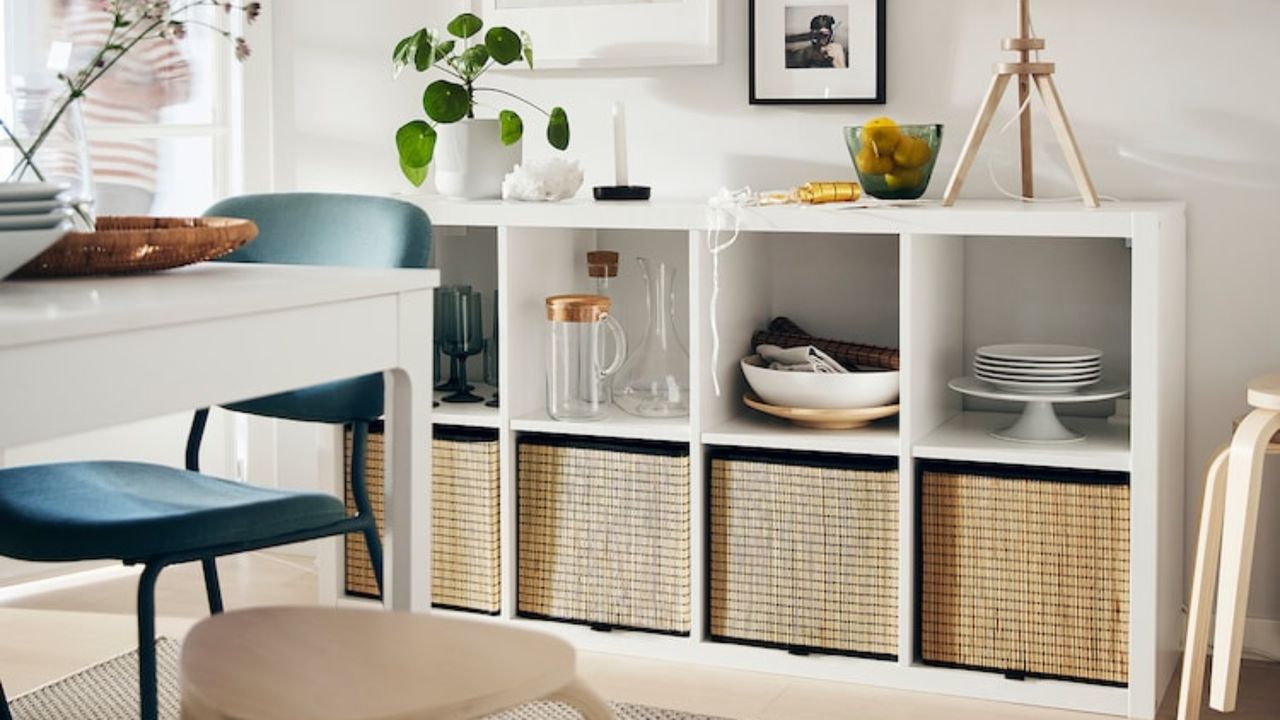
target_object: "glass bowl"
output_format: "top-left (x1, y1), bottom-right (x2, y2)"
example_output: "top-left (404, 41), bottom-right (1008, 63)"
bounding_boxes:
top-left (844, 123), bottom-right (944, 201)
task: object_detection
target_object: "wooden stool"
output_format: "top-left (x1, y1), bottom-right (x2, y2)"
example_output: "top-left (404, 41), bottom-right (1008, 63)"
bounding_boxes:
top-left (1178, 372), bottom-right (1280, 720)
top-left (180, 607), bottom-right (617, 720)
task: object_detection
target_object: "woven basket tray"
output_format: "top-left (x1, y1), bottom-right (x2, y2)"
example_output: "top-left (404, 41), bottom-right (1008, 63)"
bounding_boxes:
top-left (13, 216), bottom-right (257, 278)
top-left (918, 461), bottom-right (1130, 685)
top-left (344, 423), bottom-right (501, 614)
top-left (709, 449), bottom-right (899, 658)
top-left (517, 434), bottom-right (691, 635)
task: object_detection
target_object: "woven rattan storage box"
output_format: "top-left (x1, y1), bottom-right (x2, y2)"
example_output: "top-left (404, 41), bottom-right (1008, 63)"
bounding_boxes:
top-left (918, 461), bottom-right (1130, 685)
top-left (709, 448), bottom-right (899, 658)
top-left (345, 424), bottom-right (501, 614)
top-left (517, 434), bottom-right (690, 635)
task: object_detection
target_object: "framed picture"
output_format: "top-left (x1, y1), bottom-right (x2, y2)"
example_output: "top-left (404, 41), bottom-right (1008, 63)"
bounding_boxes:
top-left (749, 0), bottom-right (886, 104)
top-left (477, 0), bottom-right (720, 69)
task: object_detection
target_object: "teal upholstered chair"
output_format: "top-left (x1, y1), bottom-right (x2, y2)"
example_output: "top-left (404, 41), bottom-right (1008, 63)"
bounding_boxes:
top-left (0, 193), bottom-right (431, 720)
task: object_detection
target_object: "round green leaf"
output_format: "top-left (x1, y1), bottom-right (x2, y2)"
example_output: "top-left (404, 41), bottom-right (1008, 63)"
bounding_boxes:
top-left (546, 106), bottom-right (569, 150)
top-left (485, 27), bottom-right (522, 65)
top-left (423, 80), bottom-right (470, 123)
top-left (499, 110), bottom-right (523, 146)
top-left (447, 12), bottom-right (483, 39)
top-left (459, 45), bottom-right (490, 76)
top-left (395, 120), bottom-right (436, 168)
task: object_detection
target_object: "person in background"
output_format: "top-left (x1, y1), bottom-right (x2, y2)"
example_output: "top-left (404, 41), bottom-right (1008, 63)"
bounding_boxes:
top-left (55, 0), bottom-right (192, 215)
top-left (786, 14), bottom-right (847, 69)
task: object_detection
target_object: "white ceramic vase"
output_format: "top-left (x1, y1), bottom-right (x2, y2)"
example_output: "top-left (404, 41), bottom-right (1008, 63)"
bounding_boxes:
top-left (434, 118), bottom-right (522, 200)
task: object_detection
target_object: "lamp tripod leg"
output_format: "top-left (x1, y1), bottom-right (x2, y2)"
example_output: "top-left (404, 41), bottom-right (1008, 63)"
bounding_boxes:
top-left (942, 73), bottom-right (1012, 206)
top-left (1034, 74), bottom-right (1100, 207)
top-left (1018, 74), bottom-right (1034, 198)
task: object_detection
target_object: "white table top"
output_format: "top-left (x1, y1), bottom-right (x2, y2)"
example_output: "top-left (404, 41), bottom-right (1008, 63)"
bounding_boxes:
top-left (0, 264), bottom-right (438, 348)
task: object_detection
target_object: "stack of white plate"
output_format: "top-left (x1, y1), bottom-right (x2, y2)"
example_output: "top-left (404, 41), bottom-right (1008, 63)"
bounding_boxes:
top-left (973, 343), bottom-right (1103, 394)
top-left (0, 182), bottom-right (75, 279)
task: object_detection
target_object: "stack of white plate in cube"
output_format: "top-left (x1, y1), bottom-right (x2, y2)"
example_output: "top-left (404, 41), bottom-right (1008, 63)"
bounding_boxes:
top-left (973, 344), bottom-right (1102, 394)
top-left (0, 182), bottom-right (75, 279)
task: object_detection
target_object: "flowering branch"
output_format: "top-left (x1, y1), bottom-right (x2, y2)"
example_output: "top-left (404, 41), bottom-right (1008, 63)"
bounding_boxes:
top-left (4, 0), bottom-right (262, 226)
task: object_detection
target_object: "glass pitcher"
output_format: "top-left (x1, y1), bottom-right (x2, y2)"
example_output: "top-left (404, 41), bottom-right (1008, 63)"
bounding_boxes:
top-left (546, 295), bottom-right (627, 422)
top-left (612, 257), bottom-right (690, 418)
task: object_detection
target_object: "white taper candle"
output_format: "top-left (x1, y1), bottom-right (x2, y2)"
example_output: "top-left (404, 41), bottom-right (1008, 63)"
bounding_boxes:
top-left (612, 101), bottom-right (629, 187)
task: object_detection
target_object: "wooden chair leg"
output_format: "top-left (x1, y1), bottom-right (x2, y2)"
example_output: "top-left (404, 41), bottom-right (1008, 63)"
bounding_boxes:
top-left (1177, 445), bottom-right (1231, 720)
top-left (546, 676), bottom-right (618, 720)
top-left (1210, 408), bottom-right (1280, 711)
top-left (1033, 74), bottom-right (1100, 208)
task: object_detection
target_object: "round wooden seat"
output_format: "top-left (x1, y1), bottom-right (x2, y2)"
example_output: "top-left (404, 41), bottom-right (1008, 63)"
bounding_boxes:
top-left (1247, 372), bottom-right (1280, 411)
top-left (180, 607), bottom-right (615, 720)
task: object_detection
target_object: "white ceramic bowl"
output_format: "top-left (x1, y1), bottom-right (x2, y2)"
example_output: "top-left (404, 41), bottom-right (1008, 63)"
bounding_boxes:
top-left (0, 222), bottom-right (71, 279)
top-left (741, 354), bottom-right (900, 410)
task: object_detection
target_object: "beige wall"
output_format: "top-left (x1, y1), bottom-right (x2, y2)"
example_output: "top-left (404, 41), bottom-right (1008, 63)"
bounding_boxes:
top-left (260, 0), bottom-right (1280, 627)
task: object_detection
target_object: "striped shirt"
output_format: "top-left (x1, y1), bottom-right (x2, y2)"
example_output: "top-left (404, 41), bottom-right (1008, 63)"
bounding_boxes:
top-left (58, 0), bottom-right (191, 193)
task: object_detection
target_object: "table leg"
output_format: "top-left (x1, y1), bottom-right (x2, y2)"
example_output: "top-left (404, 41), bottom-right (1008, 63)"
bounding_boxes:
top-left (1209, 408), bottom-right (1280, 711)
top-left (1177, 445), bottom-right (1230, 720)
top-left (548, 677), bottom-right (619, 720)
top-left (385, 289), bottom-right (435, 613)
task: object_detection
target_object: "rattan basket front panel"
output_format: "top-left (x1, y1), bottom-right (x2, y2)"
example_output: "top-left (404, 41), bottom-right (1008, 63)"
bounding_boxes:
top-left (517, 438), bottom-right (691, 634)
top-left (344, 425), bottom-right (501, 613)
top-left (709, 454), bottom-right (898, 657)
top-left (920, 468), bottom-right (1130, 685)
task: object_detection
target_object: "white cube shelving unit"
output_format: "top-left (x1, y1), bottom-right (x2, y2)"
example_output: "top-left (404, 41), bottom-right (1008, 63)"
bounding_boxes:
top-left (323, 197), bottom-right (1186, 719)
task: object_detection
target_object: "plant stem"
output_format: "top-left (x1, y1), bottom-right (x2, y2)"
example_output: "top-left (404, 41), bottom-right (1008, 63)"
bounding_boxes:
top-left (471, 87), bottom-right (551, 117)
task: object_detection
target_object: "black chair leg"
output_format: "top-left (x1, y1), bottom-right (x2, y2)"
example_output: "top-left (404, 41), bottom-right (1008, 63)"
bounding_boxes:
top-left (137, 563), bottom-right (166, 720)
top-left (349, 421), bottom-right (385, 597)
top-left (1, 678), bottom-right (13, 720)
top-left (201, 558), bottom-right (224, 615)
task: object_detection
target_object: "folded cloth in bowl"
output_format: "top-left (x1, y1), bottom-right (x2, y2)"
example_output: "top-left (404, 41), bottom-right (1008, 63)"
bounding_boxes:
top-left (756, 344), bottom-right (849, 374)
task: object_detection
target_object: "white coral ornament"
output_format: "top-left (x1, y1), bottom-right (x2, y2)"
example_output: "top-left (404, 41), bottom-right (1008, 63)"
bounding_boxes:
top-left (501, 158), bottom-right (584, 202)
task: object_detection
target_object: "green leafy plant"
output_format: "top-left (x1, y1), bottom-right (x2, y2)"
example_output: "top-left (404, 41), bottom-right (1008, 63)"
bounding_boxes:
top-left (392, 12), bottom-right (569, 187)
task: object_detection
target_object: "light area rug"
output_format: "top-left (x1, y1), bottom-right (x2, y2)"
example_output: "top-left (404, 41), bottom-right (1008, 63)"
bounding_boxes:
top-left (7, 638), bottom-right (724, 720)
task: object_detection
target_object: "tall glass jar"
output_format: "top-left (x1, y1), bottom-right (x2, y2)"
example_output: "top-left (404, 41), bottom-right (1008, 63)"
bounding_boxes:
top-left (545, 295), bottom-right (627, 422)
top-left (612, 257), bottom-right (690, 418)
top-left (3, 81), bottom-right (95, 228)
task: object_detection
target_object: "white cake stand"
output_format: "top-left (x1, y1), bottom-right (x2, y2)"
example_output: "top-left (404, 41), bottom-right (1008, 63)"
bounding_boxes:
top-left (948, 377), bottom-right (1129, 443)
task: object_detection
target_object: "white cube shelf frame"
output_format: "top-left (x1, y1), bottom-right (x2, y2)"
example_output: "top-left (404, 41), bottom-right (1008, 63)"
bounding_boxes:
top-left (317, 198), bottom-right (1185, 719)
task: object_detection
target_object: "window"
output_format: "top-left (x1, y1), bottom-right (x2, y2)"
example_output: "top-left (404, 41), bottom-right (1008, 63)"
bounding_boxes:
top-left (1, 0), bottom-right (245, 215)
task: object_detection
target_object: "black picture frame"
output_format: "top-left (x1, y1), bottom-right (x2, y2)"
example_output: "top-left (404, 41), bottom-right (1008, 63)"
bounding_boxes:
top-left (749, 0), bottom-right (887, 105)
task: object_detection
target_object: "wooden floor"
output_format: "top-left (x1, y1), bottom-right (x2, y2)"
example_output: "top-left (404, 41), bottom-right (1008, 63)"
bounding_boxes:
top-left (1, 552), bottom-right (1276, 719)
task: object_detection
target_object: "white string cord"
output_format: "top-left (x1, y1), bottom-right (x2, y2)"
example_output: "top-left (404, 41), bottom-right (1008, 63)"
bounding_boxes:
top-left (705, 188), bottom-right (750, 397)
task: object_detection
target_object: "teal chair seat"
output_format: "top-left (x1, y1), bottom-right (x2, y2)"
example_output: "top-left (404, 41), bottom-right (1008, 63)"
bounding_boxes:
top-left (0, 462), bottom-right (347, 562)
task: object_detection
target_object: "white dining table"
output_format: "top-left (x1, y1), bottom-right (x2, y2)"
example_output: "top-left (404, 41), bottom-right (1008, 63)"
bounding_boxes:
top-left (0, 263), bottom-right (438, 611)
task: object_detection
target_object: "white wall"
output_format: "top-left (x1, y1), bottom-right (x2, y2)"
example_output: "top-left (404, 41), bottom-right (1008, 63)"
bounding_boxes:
top-left (261, 0), bottom-right (1280, 624)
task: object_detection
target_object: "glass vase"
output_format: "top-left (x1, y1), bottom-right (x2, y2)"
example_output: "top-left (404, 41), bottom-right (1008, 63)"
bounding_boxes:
top-left (3, 82), bottom-right (95, 229)
top-left (612, 257), bottom-right (690, 418)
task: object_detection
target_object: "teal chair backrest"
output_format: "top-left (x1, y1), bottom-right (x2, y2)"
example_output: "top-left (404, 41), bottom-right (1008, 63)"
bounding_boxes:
top-left (207, 193), bottom-right (432, 269)
top-left (202, 193), bottom-right (433, 423)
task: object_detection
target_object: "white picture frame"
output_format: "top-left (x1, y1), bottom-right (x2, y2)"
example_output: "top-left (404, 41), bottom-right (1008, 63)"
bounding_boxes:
top-left (477, 0), bottom-right (720, 69)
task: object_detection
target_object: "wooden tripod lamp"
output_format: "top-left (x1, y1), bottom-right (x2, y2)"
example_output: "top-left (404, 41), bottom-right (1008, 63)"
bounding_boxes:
top-left (942, 0), bottom-right (1099, 207)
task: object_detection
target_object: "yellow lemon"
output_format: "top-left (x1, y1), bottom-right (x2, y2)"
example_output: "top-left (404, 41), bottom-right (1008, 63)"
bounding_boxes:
top-left (892, 135), bottom-right (933, 169)
top-left (885, 167), bottom-right (923, 191)
top-left (859, 117), bottom-right (902, 154)
top-left (855, 145), bottom-right (895, 176)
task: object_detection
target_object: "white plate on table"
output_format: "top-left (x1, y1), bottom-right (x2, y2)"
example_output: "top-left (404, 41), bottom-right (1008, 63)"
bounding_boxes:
top-left (973, 363), bottom-right (1101, 379)
top-left (0, 221), bottom-right (71, 279)
top-left (0, 208), bottom-right (74, 231)
top-left (949, 376), bottom-right (1126, 403)
top-left (0, 199), bottom-right (67, 216)
top-left (976, 343), bottom-right (1102, 364)
top-left (974, 376), bottom-right (1101, 394)
top-left (0, 182), bottom-right (70, 202)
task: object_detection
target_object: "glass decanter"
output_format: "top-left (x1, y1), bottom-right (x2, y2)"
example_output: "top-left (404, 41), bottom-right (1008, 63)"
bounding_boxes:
top-left (612, 257), bottom-right (690, 418)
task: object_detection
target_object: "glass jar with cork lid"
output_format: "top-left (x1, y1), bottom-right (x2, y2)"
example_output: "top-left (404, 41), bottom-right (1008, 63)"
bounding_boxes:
top-left (545, 294), bottom-right (627, 422)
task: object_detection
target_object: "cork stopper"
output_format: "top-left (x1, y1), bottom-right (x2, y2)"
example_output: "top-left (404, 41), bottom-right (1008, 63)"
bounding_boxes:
top-left (587, 250), bottom-right (620, 279)
top-left (546, 294), bottom-right (612, 323)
